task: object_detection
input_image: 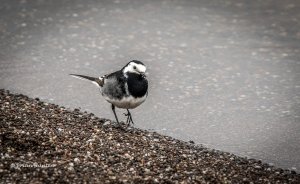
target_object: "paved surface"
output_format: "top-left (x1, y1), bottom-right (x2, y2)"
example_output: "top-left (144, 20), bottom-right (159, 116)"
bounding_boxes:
top-left (0, 0), bottom-right (299, 170)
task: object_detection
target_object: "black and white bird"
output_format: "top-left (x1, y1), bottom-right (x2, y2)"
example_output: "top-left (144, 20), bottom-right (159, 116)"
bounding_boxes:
top-left (70, 60), bottom-right (148, 127)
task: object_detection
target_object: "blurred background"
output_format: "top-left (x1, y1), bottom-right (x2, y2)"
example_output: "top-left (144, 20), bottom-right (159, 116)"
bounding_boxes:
top-left (0, 0), bottom-right (299, 170)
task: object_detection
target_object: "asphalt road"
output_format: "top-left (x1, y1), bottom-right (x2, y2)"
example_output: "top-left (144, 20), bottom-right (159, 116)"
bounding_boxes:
top-left (0, 0), bottom-right (299, 170)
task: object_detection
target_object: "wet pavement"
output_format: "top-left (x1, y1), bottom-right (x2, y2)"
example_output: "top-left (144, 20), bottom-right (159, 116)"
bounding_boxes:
top-left (0, 0), bottom-right (299, 170)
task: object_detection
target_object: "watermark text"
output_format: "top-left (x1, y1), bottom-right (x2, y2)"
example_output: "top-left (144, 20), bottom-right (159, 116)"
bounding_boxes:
top-left (11, 163), bottom-right (56, 169)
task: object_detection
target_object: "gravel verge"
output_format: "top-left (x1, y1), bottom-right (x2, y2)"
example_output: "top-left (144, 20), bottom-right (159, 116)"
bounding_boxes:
top-left (0, 89), bottom-right (299, 183)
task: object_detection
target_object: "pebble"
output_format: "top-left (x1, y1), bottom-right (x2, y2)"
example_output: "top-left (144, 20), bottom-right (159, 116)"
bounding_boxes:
top-left (74, 158), bottom-right (80, 163)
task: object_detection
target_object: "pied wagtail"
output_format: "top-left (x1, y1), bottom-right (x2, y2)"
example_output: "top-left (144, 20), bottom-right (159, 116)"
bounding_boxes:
top-left (70, 60), bottom-right (148, 127)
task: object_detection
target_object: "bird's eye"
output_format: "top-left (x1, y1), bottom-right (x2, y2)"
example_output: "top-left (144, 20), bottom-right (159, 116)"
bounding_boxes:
top-left (133, 66), bottom-right (137, 70)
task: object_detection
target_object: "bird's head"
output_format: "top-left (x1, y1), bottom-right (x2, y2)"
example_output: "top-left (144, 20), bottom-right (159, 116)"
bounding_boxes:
top-left (123, 60), bottom-right (147, 77)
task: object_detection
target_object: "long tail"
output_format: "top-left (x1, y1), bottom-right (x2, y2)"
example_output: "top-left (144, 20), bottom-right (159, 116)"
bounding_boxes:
top-left (69, 74), bottom-right (104, 87)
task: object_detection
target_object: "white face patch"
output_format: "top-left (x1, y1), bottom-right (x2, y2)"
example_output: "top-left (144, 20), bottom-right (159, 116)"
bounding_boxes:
top-left (123, 62), bottom-right (146, 75)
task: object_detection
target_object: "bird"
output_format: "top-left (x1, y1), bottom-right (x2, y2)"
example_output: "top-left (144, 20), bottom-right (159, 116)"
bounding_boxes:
top-left (70, 60), bottom-right (148, 128)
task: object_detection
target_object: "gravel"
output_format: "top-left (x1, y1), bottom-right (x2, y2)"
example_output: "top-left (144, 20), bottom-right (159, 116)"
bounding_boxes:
top-left (1, 89), bottom-right (299, 183)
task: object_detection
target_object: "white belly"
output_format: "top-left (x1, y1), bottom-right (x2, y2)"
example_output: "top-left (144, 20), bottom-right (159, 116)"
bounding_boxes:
top-left (105, 95), bottom-right (147, 109)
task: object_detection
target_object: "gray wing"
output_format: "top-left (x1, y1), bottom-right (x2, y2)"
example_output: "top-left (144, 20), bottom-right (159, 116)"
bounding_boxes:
top-left (101, 71), bottom-right (127, 100)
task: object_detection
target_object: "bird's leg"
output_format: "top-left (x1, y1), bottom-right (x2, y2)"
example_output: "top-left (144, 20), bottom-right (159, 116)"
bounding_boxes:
top-left (111, 104), bottom-right (120, 126)
top-left (125, 112), bottom-right (130, 125)
top-left (124, 109), bottom-right (134, 125)
top-left (128, 110), bottom-right (134, 125)
top-left (123, 112), bottom-right (130, 126)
